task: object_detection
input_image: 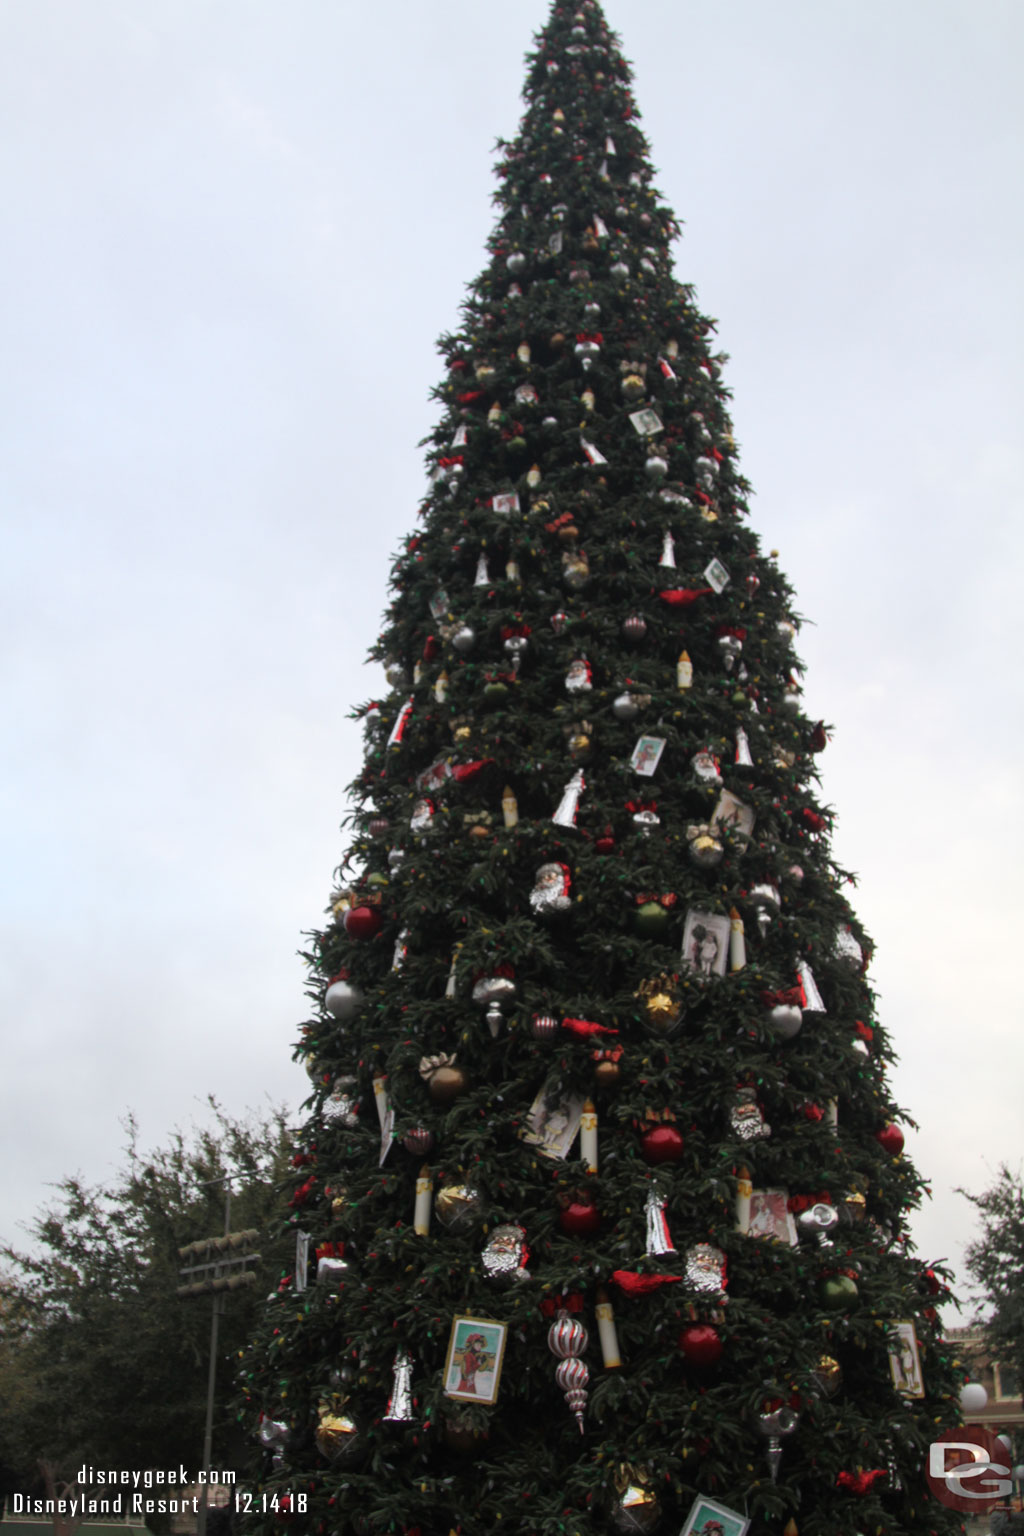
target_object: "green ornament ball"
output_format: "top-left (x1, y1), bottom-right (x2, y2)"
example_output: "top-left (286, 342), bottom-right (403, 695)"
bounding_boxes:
top-left (817, 1273), bottom-right (859, 1311)
top-left (633, 901), bottom-right (669, 939)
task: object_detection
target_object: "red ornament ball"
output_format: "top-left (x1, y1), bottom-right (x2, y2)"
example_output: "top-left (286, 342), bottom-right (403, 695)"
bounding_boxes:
top-left (678, 1324), bottom-right (722, 1368)
top-left (344, 905), bottom-right (381, 940)
top-left (558, 1196), bottom-right (601, 1236)
top-left (876, 1122), bottom-right (905, 1156)
top-left (640, 1123), bottom-right (684, 1164)
top-left (402, 1126), bottom-right (435, 1155)
top-left (531, 1013), bottom-right (560, 1041)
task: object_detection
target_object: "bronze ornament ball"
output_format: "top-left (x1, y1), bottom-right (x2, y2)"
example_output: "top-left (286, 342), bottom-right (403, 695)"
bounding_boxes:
top-left (427, 1064), bottom-right (468, 1104)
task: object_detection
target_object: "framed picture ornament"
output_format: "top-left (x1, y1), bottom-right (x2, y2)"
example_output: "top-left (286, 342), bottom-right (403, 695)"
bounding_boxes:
top-left (681, 909), bottom-right (731, 979)
top-left (747, 1188), bottom-right (798, 1246)
top-left (630, 735), bottom-right (666, 777)
top-left (519, 1086), bottom-right (586, 1161)
top-left (680, 1494), bottom-right (750, 1536)
top-left (887, 1320), bottom-right (925, 1397)
top-left (628, 407), bottom-right (663, 436)
top-left (711, 788), bottom-right (755, 839)
top-left (442, 1316), bottom-right (508, 1405)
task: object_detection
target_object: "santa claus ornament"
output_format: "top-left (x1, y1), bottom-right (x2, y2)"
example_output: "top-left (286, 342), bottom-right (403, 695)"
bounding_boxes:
top-left (565, 656), bottom-right (593, 693)
top-left (530, 862), bottom-right (573, 915)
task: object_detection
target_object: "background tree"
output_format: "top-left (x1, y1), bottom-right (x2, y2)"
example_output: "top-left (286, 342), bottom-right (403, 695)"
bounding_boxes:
top-left (0, 1100), bottom-right (293, 1522)
top-left (961, 1164), bottom-right (1024, 1397)
top-left (240, 4), bottom-right (963, 1534)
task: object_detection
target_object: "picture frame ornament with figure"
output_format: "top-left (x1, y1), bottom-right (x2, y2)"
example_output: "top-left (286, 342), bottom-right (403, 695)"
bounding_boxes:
top-left (710, 788), bottom-right (755, 839)
top-left (629, 407), bottom-right (663, 436)
top-left (680, 1493), bottom-right (750, 1536)
top-left (442, 1316), bottom-right (508, 1405)
top-left (747, 1188), bottom-right (798, 1246)
top-left (519, 1087), bottom-right (586, 1160)
top-left (681, 909), bottom-right (731, 979)
top-left (630, 735), bottom-right (666, 777)
top-left (887, 1319), bottom-right (925, 1397)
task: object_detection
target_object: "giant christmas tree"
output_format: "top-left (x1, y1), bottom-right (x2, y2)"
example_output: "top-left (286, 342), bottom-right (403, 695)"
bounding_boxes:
top-left (242, 6), bottom-right (963, 1533)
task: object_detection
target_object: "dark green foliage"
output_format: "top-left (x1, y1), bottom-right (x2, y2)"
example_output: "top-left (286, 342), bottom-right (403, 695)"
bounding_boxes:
top-left (240, 5), bottom-right (963, 1534)
top-left (0, 1102), bottom-right (293, 1501)
top-left (961, 1164), bottom-right (1024, 1400)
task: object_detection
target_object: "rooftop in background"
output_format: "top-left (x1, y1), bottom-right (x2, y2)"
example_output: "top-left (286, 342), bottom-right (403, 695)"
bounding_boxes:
top-left (947, 1324), bottom-right (1023, 1435)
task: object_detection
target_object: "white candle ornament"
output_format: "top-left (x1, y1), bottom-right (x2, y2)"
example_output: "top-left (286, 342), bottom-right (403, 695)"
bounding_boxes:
top-left (580, 1099), bottom-right (598, 1173)
top-left (595, 1289), bottom-right (622, 1369)
top-left (413, 1165), bottom-right (432, 1236)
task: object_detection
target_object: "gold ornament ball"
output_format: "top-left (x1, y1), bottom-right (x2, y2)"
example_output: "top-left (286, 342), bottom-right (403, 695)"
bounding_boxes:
top-left (315, 1410), bottom-right (361, 1464)
top-left (643, 990), bottom-right (680, 1030)
top-left (813, 1354), bottom-right (843, 1398)
top-left (593, 1057), bottom-right (621, 1088)
top-left (688, 833), bottom-right (724, 869)
top-left (434, 1183), bottom-right (483, 1231)
top-left (842, 1189), bottom-right (867, 1223)
top-left (609, 1480), bottom-right (661, 1536)
top-left (427, 1064), bottom-right (468, 1104)
top-left (324, 1180), bottom-right (349, 1216)
top-left (443, 1414), bottom-right (490, 1454)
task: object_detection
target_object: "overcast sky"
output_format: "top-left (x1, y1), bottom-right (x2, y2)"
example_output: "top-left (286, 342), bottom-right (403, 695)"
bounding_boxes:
top-left (1, 0), bottom-right (1021, 1321)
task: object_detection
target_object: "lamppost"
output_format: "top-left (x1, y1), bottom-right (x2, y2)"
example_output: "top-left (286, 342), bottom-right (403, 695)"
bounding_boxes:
top-left (177, 1178), bottom-right (260, 1536)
